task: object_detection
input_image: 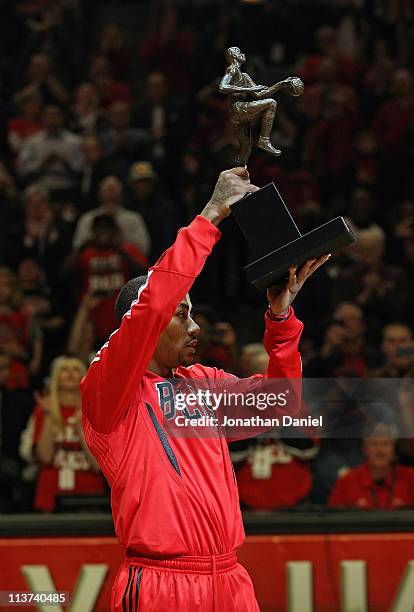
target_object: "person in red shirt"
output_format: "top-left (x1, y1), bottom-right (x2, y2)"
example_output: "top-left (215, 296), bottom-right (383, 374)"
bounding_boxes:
top-left (81, 168), bottom-right (330, 611)
top-left (329, 422), bottom-right (414, 510)
top-left (23, 356), bottom-right (104, 512)
top-left (72, 214), bottom-right (148, 341)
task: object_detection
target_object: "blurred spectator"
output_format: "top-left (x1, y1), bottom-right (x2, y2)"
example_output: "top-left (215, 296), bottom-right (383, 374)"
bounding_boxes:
top-left (17, 258), bottom-right (65, 369)
top-left (0, 352), bottom-right (33, 511)
top-left (7, 90), bottom-right (43, 158)
top-left (139, 5), bottom-right (195, 95)
top-left (14, 53), bottom-right (68, 106)
top-left (127, 161), bottom-right (178, 260)
top-left (334, 227), bottom-right (409, 325)
top-left (352, 132), bottom-right (379, 189)
top-left (298, 57), bottom-right (358, 122)
top-left (98, 23), bottom-right (131, 81)
top-left (373, 68), bottom-right (414, 159)
top-left (298, 25), bottom-right (358, 86)
top-left (68, 214), bottom-right (147, 341)
top-left (66, 293), bottom-right (100, 366)
top-left (176, 146), bottom-right (213, 222)
top-left (88, 54), bottom-right (132, 108)
top-left (239, 343), bottom-right (269, 378)
top-left (6, 184), bottom-right (72, 284)
top-left (100, 101), bottom-right (148, 179)
top-left (373, 322), bottom-right (414, 378)
top-left (191, 305), bottom-right (238, 373)
top-left (135, 72), bottom-right (190, 164)
top-left (69, 82), bottom-right (105, 135)
top-left (73, 175), bottom-right (151, 256)
top-left (0, 267), bottom-right (42, 390)
top-left (21, 356), bottom-right (104, 512)
top-left (304, 90), bottom-right (360, 204)
top-left (305, 302), bottom-right (378, 377)
top-left (17, 105), bottom-right (82, 195)
top-left (329, 422), bottom-right (414, 509)
top-left (79, 135), bottom-right (111, 211)
top-left (361, 38), bottom-right (394, 118)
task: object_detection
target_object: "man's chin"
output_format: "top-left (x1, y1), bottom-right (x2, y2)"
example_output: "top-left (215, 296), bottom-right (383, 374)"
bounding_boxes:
top-left (179, 352), bottom-right (196, 367)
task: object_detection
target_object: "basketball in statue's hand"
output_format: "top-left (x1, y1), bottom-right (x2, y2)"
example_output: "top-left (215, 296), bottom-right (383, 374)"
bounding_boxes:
top-left (289, 77), bottom-right (304, 97)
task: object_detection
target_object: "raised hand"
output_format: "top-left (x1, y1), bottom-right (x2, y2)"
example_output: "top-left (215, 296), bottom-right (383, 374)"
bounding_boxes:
top-left (201, 168), bottom-right (259, 226)
top-left (267, 255), bottom-right (331, 316)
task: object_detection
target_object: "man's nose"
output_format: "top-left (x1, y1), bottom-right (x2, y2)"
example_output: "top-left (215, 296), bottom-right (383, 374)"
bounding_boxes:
top-left (188, 317), bottom-right (200, 336)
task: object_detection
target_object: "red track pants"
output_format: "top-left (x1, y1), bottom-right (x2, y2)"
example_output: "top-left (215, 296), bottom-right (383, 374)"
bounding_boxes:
top-left (111, 551), bottom-right (260, 611)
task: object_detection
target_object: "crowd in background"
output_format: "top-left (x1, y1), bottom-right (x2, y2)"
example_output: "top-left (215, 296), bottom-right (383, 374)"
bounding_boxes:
top-left (1, 0), bottom-right (414, 513)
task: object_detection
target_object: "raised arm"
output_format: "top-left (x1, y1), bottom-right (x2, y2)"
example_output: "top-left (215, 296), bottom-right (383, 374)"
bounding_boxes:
top-left (81, 169), bottom-right (258, 434)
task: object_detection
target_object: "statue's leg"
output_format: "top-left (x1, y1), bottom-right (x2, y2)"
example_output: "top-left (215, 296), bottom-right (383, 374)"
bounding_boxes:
top-left (243, 100), bottom-right (281, 157)
top-left (260, 99), bottom-right (277, 139)
top-left (234, 122), bottom-right (252, 166)
top-left (246, 99), bottom-right (281, 157)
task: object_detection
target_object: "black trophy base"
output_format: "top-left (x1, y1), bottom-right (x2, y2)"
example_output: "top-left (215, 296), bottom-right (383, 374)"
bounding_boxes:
top-left (245, 216), bottom-right (355, 289)
top-left (230, 182), bottom-right (356, 290)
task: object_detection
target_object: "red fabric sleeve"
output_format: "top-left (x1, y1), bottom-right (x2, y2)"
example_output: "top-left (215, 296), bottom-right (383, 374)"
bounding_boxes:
top-left (264, 306), bottom-right (303, 379)
top-left (81, 216), bottom-right (221, 434)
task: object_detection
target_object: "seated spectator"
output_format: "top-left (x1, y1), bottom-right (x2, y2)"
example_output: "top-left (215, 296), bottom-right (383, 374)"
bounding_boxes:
top-left (334, 227), bottom-right (409, 326)
top-left (17, 105), bottom-right (82, 196)
top-left (73, 175), bottom-right (151, 256)
top-left (68, 214), bottom-right (147, 341)
top-left (233, 437), bottom-right (318, 510)
top-left (329, 422), bottom-right (414, 509)
top-left (21, 356), bottom-right (104, 512)
top-left (14, 53), bottom-right (68, 107)
top-left (127, 161), bottom-right (178, 260)
top-left (100, 101), bottom-right (148, 179)
top-left (0, 352), bottom-right (33, 511)
top-left (69, 82), bottom-right (106, 135)
top-left (7, 90), bottom-right (43, 158)
top-left (0, 267), bottom-right (42, 390)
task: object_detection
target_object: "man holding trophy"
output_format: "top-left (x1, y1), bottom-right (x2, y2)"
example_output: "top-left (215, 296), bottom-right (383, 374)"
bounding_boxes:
top-left (81, 47), bottom-right (347, 611)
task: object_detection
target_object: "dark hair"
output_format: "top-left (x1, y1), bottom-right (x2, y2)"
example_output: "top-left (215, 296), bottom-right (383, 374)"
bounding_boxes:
top-left (92, 213), bottom-right (118, 232)
top-left (115, 275), bottom-right (148, 323)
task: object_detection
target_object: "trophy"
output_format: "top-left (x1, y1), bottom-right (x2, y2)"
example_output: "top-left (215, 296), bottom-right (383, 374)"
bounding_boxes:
top-left (219, 47), bottom-right (356, 289)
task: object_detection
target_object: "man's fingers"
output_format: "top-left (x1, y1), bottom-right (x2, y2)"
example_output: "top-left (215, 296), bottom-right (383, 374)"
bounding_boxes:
top-left (303, 254), bottom-right (331, 279)
top-left (224, 166), bottom-right (250, 179)
top-left (308, 254), bottom-right (331, 274)
top-left (297, 259), bottom-right (316, 283)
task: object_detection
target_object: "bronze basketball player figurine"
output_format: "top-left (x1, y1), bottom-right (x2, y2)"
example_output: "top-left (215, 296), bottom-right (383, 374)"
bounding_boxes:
top-left (219, 46), bottom-right (304, 165)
